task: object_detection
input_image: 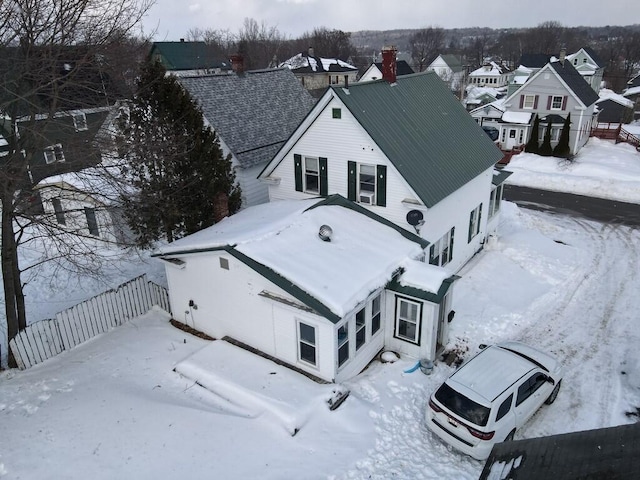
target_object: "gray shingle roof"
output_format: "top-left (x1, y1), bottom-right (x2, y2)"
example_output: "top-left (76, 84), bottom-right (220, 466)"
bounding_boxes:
top-left (333, 72), bottom-right (503, 208)
top-left (550, 60), bottom-right (600, 107)
top-left (179, 68), bottom-right (316, 169)
top-left (439, 54), bottom-right (463, 73)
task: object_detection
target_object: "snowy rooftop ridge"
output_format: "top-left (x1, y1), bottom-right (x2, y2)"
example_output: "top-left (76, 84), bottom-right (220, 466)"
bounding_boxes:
top-left (156, 196), bottom-right (432, 317)
top-left (597, 88), bottom-right (634, 108)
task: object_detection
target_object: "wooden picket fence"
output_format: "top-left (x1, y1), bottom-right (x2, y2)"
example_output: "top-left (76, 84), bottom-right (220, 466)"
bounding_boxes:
top-left (9, 275), bottom-right (171, 370)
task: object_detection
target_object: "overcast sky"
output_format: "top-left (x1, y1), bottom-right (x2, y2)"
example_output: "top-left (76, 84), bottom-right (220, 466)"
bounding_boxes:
top-left (142, 0), bottom-right (636, 41)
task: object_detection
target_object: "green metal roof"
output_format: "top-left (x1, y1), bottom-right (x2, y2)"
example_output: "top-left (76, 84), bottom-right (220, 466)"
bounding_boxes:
top-left (492, 169), bottom-right (513, 186)
top-left (149, 42), bottom-right (230, 71)
top-left (333, 72), bottom-right (503, 208)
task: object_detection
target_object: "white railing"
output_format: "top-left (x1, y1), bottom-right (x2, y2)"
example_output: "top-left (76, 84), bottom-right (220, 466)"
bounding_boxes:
top-left (9, 274), bottom-right (170, 369)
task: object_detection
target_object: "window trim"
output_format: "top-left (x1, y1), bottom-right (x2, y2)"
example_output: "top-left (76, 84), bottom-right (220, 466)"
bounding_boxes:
top-left (550, 95), bottom-right (563, 110)
top-left (522, 94), bottom-right (536, 109)
top-left (303, 156), bottom-right (319, 193)
top-left (355, 307), bottom-right (366, 351)
top-left (298, 321), bottom-right (317, 367)
top-left (332, 108), bottom-right (341, 119)
top-left (371, 293), bottom-right (382, 336)
top-left (468, 204), bottom-right (482, 243)
top-left (44, 144), bottom-right (65, 164)
top-left (73, 112), bottom-right (88, 131)
top-left (394, 296), bottom-right (422, 345)
top-left (358, 163), bottom-right (376, 204)
top-left (430, 227), bottom-right (454, 267)
top-left (337, 323), bottom-right (349, 367)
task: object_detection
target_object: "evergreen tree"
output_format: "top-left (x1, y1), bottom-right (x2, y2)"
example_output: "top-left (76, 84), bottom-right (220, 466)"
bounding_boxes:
top-left (525, 115), bottom-right (540, 153)
top-left (553, 113), bottom-right (572, 159)
top-left (539, 118), bottom-right (553, 156)
top-left (119, 60), bottom-right (241, 248)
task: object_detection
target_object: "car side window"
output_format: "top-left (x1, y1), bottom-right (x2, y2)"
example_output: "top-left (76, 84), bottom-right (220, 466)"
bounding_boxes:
top-left (516, 372), bottom-right (547, 406)
top-left (496, 394), bottom-right (513, 421)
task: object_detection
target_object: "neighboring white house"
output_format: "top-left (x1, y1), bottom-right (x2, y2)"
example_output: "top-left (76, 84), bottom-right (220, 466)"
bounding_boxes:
top-left (154, 195), bottom-right (457, 383)
top-left (468, 61), bottom-right (511, 88)
top-left (259, 62), bottom-right (506, 276)
top-left (35, 166), bottom-right (130, 244)
top-left (177, 61), bottom-right (316, 208)
top-left (426, 54), bottom-right (465, 91)
top-left (359, 59), bottom-right (415, 83)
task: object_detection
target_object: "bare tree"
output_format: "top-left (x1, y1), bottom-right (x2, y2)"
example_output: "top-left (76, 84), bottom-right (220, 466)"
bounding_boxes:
top-left (0, 0), bottom-right (152, 367)
top-left (409, 27), bottom-right (445, 72)
top-left (236, 18), bottom-right (288, 69)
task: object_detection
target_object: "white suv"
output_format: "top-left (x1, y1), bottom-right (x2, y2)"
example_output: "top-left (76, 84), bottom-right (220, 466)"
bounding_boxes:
top-left (426, 341), bottom-right (562, 460)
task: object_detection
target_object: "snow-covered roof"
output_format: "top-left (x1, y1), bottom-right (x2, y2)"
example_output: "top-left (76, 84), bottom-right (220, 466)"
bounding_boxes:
top-left (470, 61), bottom-right (508, 77)
top-left (597, 88), bottom-right (634, 108)
top-left (502, 111), bottom-right (533, 124)
top-left (279, 53), bottom-right (357, 73)
top-left (156, 196), bottom-right (434, 318)
top-left (623, 86), bottom-right (640, 97)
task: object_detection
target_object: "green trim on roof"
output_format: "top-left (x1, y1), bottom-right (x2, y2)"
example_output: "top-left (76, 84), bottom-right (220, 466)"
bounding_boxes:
top-left (226, 249), bottom-right (341, 324)
top-left (492, 170), bottom-right (513, 186)
top-left (305, 194), bottom-right (430, 249)
top-left (333, 72), bottom-right (503, 208)
top-left (386, 275), bottom-right (458, 304)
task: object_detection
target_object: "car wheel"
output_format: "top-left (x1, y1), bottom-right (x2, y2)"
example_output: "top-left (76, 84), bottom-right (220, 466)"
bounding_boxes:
top-left (504, 430), bottom-right (515, 442)
top-left (545, 380), bottom-right (562, 405)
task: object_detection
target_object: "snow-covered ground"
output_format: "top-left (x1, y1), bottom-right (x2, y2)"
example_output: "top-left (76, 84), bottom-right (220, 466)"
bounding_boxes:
top-left (1, 136), bottom-right (639, 478)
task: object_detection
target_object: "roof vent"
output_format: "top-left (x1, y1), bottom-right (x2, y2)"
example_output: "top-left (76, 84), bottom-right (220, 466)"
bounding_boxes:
top-left (318, 224), bottom-right (333, 242)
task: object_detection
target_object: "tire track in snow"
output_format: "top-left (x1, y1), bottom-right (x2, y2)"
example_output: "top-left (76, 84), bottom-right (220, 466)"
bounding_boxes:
top-left (516, 216), bottom-right (640, 433)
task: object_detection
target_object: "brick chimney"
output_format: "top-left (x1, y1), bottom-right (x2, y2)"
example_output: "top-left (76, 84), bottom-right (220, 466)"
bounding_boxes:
top-left (230, 54), bottom-right (244, 74)
top-left (213, 192), bottom-right (229, 223)
top-left (381, 46), bottom-right (397, 84)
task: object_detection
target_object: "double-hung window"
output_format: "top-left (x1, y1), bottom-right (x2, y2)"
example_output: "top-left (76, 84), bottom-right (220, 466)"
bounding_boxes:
top-left (73, 113), bottom-right (88, 131)
top-left (489, 185), bottom-right (503, 218)
top-left (468, 204), bottom-right (482, 242)
top-left (550, 95), bottom-right (563, 110)
top-left (371, 294), bottom-right (381, 335)
top-left (429, 227), bottom-right (455, 267)
top-left (304, 157), bottom-right (319, 193)
top-left (337, 324), bottom-right (349, 367)
top-left (355, 307), bottom-right (366, 350)
top-left (522, 95), bottom-right (536, 109)
top-left (298, 322), bottom-right (317, 366)
top-left (52, 198), bottom-right (66, 225)
top-left (358, 164), bottom-right (376, 205)
top-left (44, 144), bottom-right (65, 164)
top-left (395, 297), bottom-right (420, 344)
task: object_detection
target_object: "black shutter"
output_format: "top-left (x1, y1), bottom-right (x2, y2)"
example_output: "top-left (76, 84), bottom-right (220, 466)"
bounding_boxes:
top-left (376, 165), bottom-right (387, 207)
top-left (449, 227), bottom-right (455, 261)
top-left (319, 157), bottom-right (328, 196)
top-left (468, 210), bottom-right (474, 243)
top-left (294, 154), bottom-right (303, 192)
top-left (347, 161), bottom-right (357, 201)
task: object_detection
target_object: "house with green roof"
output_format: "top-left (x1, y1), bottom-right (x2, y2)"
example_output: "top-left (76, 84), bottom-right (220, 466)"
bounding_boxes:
top-left (149, 41), bottom-right (231, 76)
top-left (426, 54), bottom-right (465, 92)
top-left (259, 58), bottom-right (506, 276)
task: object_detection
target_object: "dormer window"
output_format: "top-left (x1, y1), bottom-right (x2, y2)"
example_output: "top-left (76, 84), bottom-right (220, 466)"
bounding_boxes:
top-left (44, 144), bottom-right (65, 164)
top-left (73, 113), bottom-right (88, 131)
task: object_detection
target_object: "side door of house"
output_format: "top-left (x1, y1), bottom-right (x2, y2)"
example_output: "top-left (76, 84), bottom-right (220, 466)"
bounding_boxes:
top-left (435, 293), bottom-right (451, 352)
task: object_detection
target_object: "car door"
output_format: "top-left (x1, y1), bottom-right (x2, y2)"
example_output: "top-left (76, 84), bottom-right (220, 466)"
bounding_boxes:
top-left (513, 371), bottom-right (550, 427)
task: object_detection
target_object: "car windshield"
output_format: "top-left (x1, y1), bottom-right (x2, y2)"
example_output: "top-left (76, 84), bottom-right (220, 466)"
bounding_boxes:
top-left (434, 383), bottom-right (490, 426)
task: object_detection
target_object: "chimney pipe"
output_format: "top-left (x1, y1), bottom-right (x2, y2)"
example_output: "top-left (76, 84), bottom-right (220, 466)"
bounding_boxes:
top-left (381, 46), bottom-right (397, 84)
top-left (230, 53), bottom-right (244, 74)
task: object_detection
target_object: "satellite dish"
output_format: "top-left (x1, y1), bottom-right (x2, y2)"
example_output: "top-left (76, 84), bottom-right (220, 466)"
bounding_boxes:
top-left (406, 210), bottom-right (424, 227)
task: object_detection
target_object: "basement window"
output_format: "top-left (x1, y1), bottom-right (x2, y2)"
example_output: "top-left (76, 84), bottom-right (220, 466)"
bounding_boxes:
top-left (219, 257), bottom-right (229, 270)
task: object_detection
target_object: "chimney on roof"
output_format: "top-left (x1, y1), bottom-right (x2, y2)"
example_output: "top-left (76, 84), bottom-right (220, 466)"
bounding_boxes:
top-left (559, 47), bottom-right (566, 66)
top-left (230, 53), bottom-right (244, 74)
top-left (213, 192), bottom-right (229, 223)
top-left (308, 46), bottom-right (315, 58)
top-left (180, 38), bottom-right (185, 42)
top-left (381, 45), bottom-right (397, 84)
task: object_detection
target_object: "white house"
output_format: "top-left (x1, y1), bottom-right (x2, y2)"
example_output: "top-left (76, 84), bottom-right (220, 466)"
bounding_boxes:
top-left (259, 62), bottom-right (505, 276)
top-left (566, 47), bottom-right (605, 92)
top-left (178, 61), bottom-right (315, 208)
top-left (468, 61), bottom-right (511, 88)
top-left (426, 54), bottom-right (465, 91)
top-left (155, 195), bottom-right (456, 383)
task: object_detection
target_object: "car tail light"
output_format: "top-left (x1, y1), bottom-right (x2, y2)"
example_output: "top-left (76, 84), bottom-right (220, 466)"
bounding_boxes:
top-left (429, 399), bottom-right (443, 413)
top-left (466, 425), bottom-right (494, 440)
